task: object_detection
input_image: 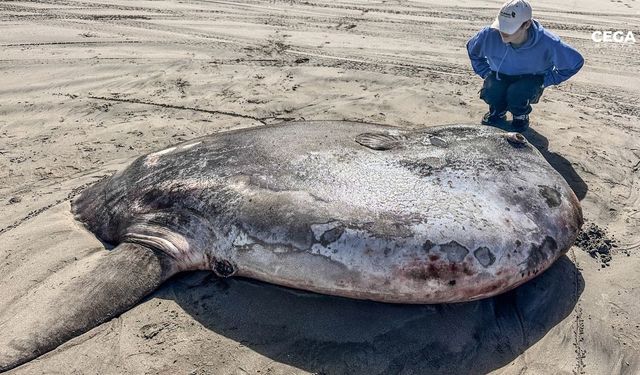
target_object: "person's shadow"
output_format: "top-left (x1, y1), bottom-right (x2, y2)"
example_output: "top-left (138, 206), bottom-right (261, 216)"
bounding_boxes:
top-left (490, 119), bottom-right (588, 200)
top-left (163, 256), bottom-right (583, 375)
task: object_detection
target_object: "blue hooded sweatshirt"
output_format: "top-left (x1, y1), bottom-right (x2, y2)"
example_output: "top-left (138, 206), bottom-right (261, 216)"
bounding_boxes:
top-left (466, 20), bottom-right (584, 87)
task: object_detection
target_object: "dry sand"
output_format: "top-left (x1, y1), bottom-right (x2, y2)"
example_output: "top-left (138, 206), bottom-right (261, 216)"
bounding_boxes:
top-left (1, 0), bottom-right (639, 374)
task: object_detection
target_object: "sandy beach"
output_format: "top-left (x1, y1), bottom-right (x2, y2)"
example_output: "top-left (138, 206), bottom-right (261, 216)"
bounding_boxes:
top-left (1, 0), bottom-right (639, 373)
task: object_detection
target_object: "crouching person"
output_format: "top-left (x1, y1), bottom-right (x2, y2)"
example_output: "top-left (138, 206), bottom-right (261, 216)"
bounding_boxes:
top-left (466, 0), bottom-right (584, 130)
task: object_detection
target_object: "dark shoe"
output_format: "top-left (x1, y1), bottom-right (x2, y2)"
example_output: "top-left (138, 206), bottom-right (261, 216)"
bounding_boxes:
top-left (511, 114), bottom-right (530, 130)
top-left (481, 111), bottom-right (507, 126)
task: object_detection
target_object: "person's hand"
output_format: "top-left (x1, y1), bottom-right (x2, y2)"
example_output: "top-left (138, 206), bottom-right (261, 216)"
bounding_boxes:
top-left (483, 71), bottom-right (493, 80)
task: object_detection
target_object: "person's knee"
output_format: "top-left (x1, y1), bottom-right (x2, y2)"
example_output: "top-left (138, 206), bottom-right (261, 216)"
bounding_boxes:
top-left (507, 77), bottom-right (544, 106)
top-left (482, 72), bottom-right (503, 91)
top-left (480, 73), bottom-right (508, 105)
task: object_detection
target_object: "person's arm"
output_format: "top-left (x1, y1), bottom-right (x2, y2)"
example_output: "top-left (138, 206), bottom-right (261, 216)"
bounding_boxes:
top-left (543, 39), bottom-right (584, 87)
top-left (466, 28), bottom-right (492, 79)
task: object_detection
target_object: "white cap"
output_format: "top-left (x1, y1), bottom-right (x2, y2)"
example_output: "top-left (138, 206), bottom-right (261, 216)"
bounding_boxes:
top-left (491, 0), bottom-right (532, 35)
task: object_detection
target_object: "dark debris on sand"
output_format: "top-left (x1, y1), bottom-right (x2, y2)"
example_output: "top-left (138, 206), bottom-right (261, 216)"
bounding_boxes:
top-left (575, 223), bottom-right (627, 267)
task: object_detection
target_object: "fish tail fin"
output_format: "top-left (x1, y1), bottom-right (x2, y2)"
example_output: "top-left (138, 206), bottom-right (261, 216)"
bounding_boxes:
top-left (0, 242), bottom-right (177, 372)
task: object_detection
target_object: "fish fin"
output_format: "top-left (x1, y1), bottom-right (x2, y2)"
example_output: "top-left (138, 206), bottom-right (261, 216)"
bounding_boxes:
top-left (0, 242), bottom-right (177, 371)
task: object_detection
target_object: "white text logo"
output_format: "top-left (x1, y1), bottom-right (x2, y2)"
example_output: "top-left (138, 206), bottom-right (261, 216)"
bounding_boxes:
top-left (591, 31), bottom-right (636, 43)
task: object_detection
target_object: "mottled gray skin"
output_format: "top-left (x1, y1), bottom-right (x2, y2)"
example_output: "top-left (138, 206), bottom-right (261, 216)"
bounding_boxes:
top-left (74, 121), bottom-right (582, 303)
top-left (0, 121), bottom-right (583, 372)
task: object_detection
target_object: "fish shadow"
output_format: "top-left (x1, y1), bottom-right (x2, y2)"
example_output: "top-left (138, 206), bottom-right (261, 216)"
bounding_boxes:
top-left (168, 256), bottom-right (583, 375)
top-left (486, 122), bottom-right (588, 200)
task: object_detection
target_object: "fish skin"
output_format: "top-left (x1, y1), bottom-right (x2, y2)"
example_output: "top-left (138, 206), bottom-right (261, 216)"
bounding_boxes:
top-left (73, 121), bottom-right (583, 303)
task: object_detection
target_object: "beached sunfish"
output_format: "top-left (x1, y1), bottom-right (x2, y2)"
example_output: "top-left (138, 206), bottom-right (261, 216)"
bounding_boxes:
top-left (0, 121), bottom-right (582, 371)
